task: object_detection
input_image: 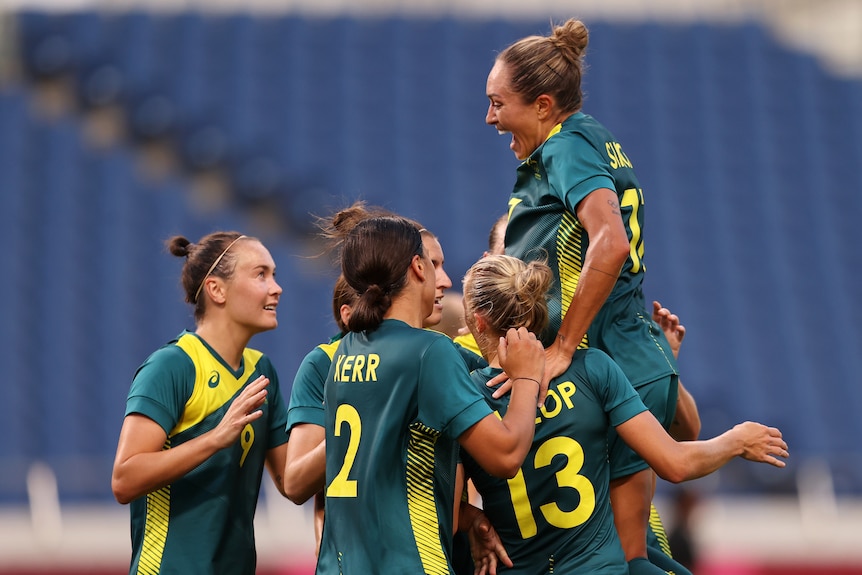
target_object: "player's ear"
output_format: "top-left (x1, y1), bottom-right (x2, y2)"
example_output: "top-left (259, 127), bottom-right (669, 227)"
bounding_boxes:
top-left (203, 277), bottom-right (227, 305)
top-left (472, 312), bottom-right (489, 334)
top-left (535, 94), bottom-right (554, 120)
top-left (410, 254), bottom-right (427, 283)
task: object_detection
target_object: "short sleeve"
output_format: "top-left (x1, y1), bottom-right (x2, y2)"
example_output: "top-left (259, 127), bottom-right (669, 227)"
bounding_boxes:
top-left (544, 133), bottom-right (616, 213)
top-left (286, 346), bottom-right (330, 433)
top-left (125, 345), bottom-right (196, 435)
top-left (417, 337), bottom-right (493, 440)
top-left (582, 348), bottom-right (648, 427)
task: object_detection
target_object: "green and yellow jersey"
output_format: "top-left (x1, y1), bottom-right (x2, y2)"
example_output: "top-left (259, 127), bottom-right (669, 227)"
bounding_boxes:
top-left (124, 330), bottom-right (288, 575)
top-left (462, 348), bottom-right (647, 575)
top-left (317, 319), bottom-right (493, 575)
top-left (504, 111), bottom-right (677, 389)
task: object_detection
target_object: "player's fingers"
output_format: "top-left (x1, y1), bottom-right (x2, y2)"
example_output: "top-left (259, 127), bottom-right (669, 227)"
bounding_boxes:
top-left (491, 379), bottom-right (513, 399)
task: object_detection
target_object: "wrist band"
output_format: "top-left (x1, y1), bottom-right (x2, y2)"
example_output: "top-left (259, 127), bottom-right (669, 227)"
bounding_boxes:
top-left (512, 377), bottom-right (541, 386)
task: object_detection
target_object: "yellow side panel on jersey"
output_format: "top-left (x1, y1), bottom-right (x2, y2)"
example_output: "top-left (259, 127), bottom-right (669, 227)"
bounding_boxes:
top-left (557, 211), bottom-right (589, 349)
top-left (171, 333), bottom-right (264, 435)
top-left (138, 439), bottom-right (171, 575)
top-left (649, 503), bottom-right (673, 557)
top-left (138, 469), bottom-right (171, 574)
top-left (406, 422), bottom-right (448, 575)
top-left (507, 197), bottom-right (521, 220)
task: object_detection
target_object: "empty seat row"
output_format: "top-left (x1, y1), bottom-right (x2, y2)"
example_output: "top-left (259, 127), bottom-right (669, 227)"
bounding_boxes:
top-left (5, 13), bottom-right (862, 497)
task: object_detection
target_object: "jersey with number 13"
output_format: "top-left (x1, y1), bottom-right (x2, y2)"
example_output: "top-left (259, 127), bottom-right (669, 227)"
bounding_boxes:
top-left (462, 348), bottom-right (648, 575)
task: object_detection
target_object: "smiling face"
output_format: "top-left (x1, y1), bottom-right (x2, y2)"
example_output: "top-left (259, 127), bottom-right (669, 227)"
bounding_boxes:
top-left (222, 240), bottom-right (282, 334)
top-left (486, 60), bottom-right (550, 161)
top-left (421, 234), bottom-right (452, 328)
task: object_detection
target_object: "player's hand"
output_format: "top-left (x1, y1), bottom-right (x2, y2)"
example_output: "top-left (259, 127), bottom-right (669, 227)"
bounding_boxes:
top-left (541, 340), bottom-right (573, 402)
top-left (734, 422), bottom-right (789, 467)
top-left (652, 300), bottom-right (685, 358)
top-left (212, 375), bottom-right (268, 449)
top-left (468, 512), bottom-right (512, 575)
top-left (497, 327), bottom-right (546, 406)
top-left (487, 371), bottom-right (512, 399)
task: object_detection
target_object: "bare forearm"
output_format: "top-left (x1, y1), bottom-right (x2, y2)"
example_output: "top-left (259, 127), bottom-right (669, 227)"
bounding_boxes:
top-left (660, 423), bottom-right (784, 483)
top-left (496, 378), bottom-right (541, 455)
top-left (112, 432), bottom-right (222, 504)
top-left (556, 265), bottom-right (619, 353)
top-left (461, 378), bottom-right (539, 478)
top-left (662, 432), bottom-right (746, 483)
top-left (555, 235), bottom-right (626, 357)
top-left (284, 441), bottom-right (327, 504)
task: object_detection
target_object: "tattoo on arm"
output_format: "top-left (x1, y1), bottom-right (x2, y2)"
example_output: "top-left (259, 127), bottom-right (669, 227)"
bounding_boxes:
top-left (607, 198), bottom-right (620, 216)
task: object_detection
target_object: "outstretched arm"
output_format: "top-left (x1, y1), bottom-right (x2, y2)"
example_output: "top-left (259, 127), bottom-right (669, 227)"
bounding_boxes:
top-left (616, 410), bottom-right (788, 484)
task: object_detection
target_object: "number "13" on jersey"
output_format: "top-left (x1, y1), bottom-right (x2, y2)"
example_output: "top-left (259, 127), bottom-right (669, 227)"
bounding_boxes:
top-left (507, 436), bottom-right (596, 539)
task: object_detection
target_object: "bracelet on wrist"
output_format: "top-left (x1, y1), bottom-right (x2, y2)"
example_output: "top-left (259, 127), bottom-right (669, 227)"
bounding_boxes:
top-left (512, 376), bottom-right (541, 387)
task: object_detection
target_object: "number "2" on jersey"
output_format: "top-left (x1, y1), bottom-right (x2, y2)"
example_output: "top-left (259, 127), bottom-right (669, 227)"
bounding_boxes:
top-left (326, 403), bottom-right (362, 497)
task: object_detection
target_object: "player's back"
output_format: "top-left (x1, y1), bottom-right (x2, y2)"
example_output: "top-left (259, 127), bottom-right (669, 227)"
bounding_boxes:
top-left (318, 318), bottom-right (491, 575)
top-left (462, 348), bottom-right (647, 575)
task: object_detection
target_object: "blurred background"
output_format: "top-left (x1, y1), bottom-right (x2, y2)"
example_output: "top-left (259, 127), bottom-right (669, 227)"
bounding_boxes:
top-left (0, 0), bottom-right (860, 573)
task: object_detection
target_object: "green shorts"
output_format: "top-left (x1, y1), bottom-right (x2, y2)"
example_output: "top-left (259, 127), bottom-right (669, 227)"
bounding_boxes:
top-left (608, 373), bottom-right (679, 480)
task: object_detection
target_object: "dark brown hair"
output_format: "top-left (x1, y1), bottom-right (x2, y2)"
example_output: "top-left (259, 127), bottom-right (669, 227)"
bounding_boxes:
top-left (166, 231), bottom-right (252, 321)
top-left (318, 200), bottom-right (434, 264)
top-left (341, 216), bottom-right (424, 333)
top-left (332, 274), bottom-right (358, 334)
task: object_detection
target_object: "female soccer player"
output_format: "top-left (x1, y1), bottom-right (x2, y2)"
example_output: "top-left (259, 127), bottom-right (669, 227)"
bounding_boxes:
top-left (460, 254), bottom-right (788, 574)
top-left (284, 203), bottom-right (483, 532)
top-left (485, 19), bottom-right (682, 573)
top-left (315, 215), bottom-right (545, 574)
top-left (111, 231), bottom-right (289, 574)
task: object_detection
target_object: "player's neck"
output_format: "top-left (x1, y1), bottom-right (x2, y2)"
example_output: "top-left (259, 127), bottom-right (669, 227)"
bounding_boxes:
top-left (385, 291), bottom-right (430, 329)
top-left (195, 323), bottom-right (249, 370)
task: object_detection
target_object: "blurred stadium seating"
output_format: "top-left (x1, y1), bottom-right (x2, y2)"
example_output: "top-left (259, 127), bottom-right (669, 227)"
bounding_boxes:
top-left (1, 2), bottom-right (861, 573)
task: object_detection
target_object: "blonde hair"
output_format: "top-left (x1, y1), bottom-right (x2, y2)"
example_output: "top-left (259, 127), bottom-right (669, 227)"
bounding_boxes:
top-left (462, 255), bottom-right (552, 336)
top-left (498, 18), bottom-right (590, 113)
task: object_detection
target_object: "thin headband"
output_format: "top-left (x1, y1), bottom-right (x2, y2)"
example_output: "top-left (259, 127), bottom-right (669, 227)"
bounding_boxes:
top-left (194, 235), bottom-right (247, 303)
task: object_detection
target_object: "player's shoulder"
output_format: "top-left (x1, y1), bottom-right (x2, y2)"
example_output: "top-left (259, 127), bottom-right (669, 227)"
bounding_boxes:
top-left (299, 338), bottom-right (341, 365)
top-left (572, 347), bottom-right (619, 374)
top-left (142, 333), bottom-right (196, 367)
top-left (552, 113), bottom-right (613, 146)
top-left (412, 326), bottom-right (457, 350)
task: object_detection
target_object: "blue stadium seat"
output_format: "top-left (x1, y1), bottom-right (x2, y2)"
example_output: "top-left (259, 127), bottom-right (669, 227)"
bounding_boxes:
top-left (5, 12), bottom-right (862, 497)
top-left (16, 10), bottom-right (77, 77)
